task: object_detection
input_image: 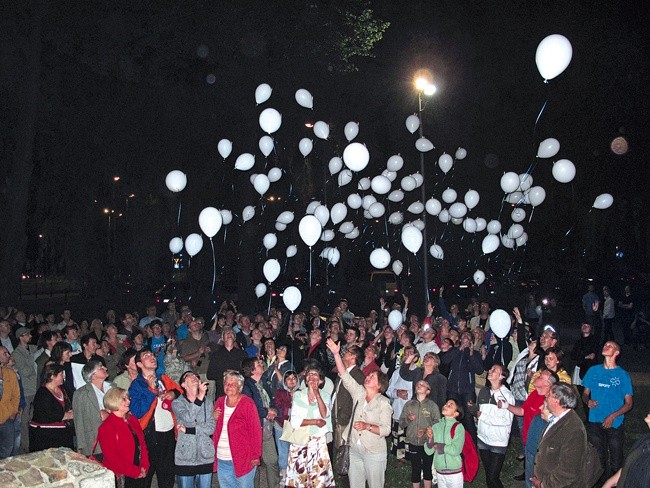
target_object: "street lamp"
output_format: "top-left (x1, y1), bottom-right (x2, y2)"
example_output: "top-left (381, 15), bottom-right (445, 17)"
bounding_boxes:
top-left (414, 70), bottom-right (437, 308)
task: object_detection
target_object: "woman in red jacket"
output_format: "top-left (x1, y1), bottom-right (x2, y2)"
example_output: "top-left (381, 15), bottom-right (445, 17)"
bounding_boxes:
top-left (97, 387), bottom-right (150, 488)
top-left (213, 371), bottom-right (262, 488)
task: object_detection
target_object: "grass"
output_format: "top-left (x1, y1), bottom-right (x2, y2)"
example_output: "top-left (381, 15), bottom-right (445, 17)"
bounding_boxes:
top-left (381, 384), bottom-right (650, 488)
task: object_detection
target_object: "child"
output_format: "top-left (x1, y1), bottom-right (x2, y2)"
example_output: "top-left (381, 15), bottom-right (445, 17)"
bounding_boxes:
top-left (400, 380), bottom-right (441, 488)
top-left (425, 398), bottom-right (465, 488)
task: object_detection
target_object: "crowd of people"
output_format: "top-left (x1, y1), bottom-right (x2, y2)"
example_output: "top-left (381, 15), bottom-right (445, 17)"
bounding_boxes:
top-left (0, 284), bottom-right (647, 488)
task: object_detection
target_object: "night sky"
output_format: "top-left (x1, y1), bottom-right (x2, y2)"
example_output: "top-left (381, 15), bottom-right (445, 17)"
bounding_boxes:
top-left (2, 0), bottom-right (648, 314)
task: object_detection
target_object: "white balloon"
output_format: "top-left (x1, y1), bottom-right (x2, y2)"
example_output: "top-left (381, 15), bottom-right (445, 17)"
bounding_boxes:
top-left (343, 142), bottom-right (370, 172)
top-left (455, 147), bottom-right (467, 160)
top-left (253, 174), bottom-right (270, 195)
top-left (412, 173), bottom-right (424, 188)
top-left (451, 217), bottom-right (463, 225)
top-left (321, 229), bottom-right (335, 242)
top-left (369, 248), bottom-right (391, 269)
top-left (328, 247), bottom-right (341, 265)
top-left (242, 205), bottom-right (255, 222)
top-left (401, 176), bottom-right (417, 192)
top-left (328, 157), bottom-right (343, 175)
top-left (463, 218), bottom-right (477, 233)
top-left (255, 83), bottom-right (272, 105)
top-left (249, 173), bottom-right (259, 185)
top-left (501, 234), bottom-right (515, 249)
top-left (388, 211), bottom-right (403, 225)
top-left (528, 186), bottom-right (546, 207)
top-left (388, 309), bottom-right (403, 330)
top-left (411, 219), bottom-right (425, 231)
top-left (165, 170), bottom-right (187, 192)
top-left (368, 202), bottom-right (385, 218)
top-left (425, 198), bottom-right (442, 216)
top-left (345, 227), bottom-right (359, 239)
top-left (346, 193), bottom-right (362, 209)
top-left (299, 215), bottom-right (321, 247)
top-left (593, 193), bottom-right (613, 210)
top-left (519, 173), bottom-right (533, 192)
top-left (258, 135), bottom-right (274, 157)
top-left (448, 202), bottom-right (467, 219)
top-left (552, 159), bottom-right (576, 183)
top-left (392, 260), bottom-right (403, 276)
top-left (358, 177), bottom-right (371, 191)
top-left (344, 121), bottom-right (359, 142)
top-left (267, 167), bottom-right (282, 183)
top-left (169, 237), bottom-right (183, 254)
top-left (401, 225), bottom-right (423, 254)
top-left (516, 232), bottom-right (528, 247)
top-left (482, 234), bottom-right (500, 254)
top-left (507, 224), bottom-right (524, 239)
top-left (475, 217), bottom-right (487, 232)
top-left (464, 190), bottom-right (480, 209)
top-left (220, 209), bottom-right (233, 225)
top-left (381, 169), bottom-right (397, 182)
top-left (263, 259), bottom-right (281, 283)
top-left (506, 192), bottom-right (525, 205)
top-left (286, 245), bottom-right (297, 258)
top-left (438, 153), bottom-right (453, 174)
top-left (295, 89), bottom-right (313, 109)
top-left (438, 209), bottom-right (451, 223)
top-left (490, 309), bottom-right (511, 338)
top-left (386, 155), bottom-right (404, 172)
top-left (500, 172), bottom-right (520, 193)
top-left (371, 175), bottom-right (391, 195)
top-left (388, 190), bottom-right (405, 202)
top-left (339, 221), bottom-right (354, 234)
top-left (314, 205), bottom-right (330, 227)
top-left (429, 244), bottom-right (444, 260)
top-left (442, 188), bottom-right (457, 204)
top-left (277, 211), bottom-right (294, 224)
top-left (362, 195), bottom-right (377, 210)
top-left (473, 269), bottom-right (486, 285)
top-left (306, 201), bottom-right (321, 215)
top-left (275, 222), bottom-right (287, 231)
top-left (536, 34), bottom-right (573, 81)
top-left (299, 138), bottom-right (313, 157)
top-left (511, 208), bottom-right (526, 223)
top-left (330, 203), bottom-right (347, 225)
top-left (537, 138), bottom-right (560, 158)
top-left (313, 121), bottom-right (329, 140)
top-left (487, 220), bottom-right (502, 235)
top-left (217, 139), bottom-right (233, 159)
top-left (282, 286), bottom-right (302, 312)
top-left (235, 153), bottom-right (255, 171)
top-left (416, 137), bottom-right (434, 152)
top-left (198, 207), bottom-right (223, 238)
top-left (338, 169), bottom-right (353, 187)
top-left (255, 282), bottom-right (267, 298)
top-left (405, 114), bottom-right (420, 134)
top-left (263, 233), bottom-right (277, 250)
top-left (407, 201), bottom-right (424, 214)
top-left (184, 233), bottom-right (203, 257)
top-left (259, 108), bottom-right (282, 134)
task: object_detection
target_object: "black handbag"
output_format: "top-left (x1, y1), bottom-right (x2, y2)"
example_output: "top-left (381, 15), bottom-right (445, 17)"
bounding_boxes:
top-left (335, 401), bottom-right (357, 476)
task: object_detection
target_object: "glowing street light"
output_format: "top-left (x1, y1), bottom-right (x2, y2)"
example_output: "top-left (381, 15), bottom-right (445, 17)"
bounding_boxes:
top-left (414, 69), bottom-right (438, 307)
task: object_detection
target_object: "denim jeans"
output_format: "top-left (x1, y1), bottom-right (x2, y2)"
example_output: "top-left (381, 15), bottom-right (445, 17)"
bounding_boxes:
top-left (588, 422), bottom-right (624, 478)
top-left (217, 459), bottom-right (256, 488)
top-left (0, 420), bottom-right (15, 459)
top-left (274, 423), bottom-right (290, 471)
top-left (176, 473), bottom-right (212, 488)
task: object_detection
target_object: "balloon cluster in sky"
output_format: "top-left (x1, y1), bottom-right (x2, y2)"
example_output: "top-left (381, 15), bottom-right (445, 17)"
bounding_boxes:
top-left (164, 34), bottom-right (613, 304)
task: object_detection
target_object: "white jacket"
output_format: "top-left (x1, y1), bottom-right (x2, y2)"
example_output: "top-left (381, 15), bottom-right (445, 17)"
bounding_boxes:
top-left (476, 385), bottom-right (515, 447)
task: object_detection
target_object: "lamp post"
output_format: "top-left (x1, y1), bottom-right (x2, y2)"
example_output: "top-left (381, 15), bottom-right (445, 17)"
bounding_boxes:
top-left (414, 71), bottom-right (437, 308)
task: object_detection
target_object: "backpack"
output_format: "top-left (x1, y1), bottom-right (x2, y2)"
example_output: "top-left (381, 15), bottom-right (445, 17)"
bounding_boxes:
top-left (450, 422), bottom-right (479, 483)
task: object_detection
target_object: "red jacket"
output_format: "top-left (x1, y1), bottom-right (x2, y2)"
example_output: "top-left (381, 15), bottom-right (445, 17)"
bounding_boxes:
top-left (98, 413), bottom-right (150, 478)
top-left (213, 395), bottom-right (262, 477)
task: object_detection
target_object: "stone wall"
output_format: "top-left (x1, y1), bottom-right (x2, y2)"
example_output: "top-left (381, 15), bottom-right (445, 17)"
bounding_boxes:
top-left (0, 448), bottom-right (115, 488)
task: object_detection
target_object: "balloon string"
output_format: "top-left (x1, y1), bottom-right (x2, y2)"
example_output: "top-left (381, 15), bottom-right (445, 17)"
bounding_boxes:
top-left (223, 226), bottom-right (228, 244)
top-left (210, 237), bottom-right (216, 295)
top-left (534, 98), bottom-right (549, 129)
top-left (309, 248), bottom-right (313, 291)
top-left (267, 287), bottom-right (272, 317)
top-left (528, 206), bottom-right (536, 223)
top-left (384, 217), bottom-right (389, 248)
top-left (177, 197), bottom-right (182, 226)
